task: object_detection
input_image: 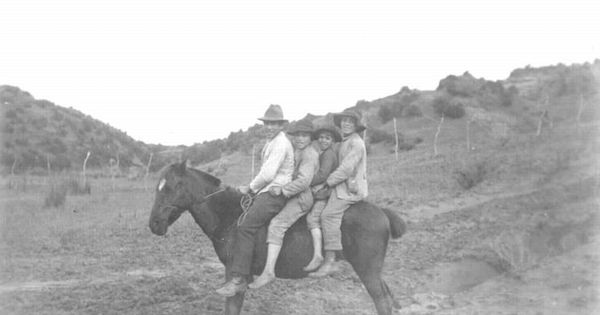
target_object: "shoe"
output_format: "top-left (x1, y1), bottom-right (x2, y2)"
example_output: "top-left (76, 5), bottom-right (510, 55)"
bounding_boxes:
top-left (248, 273), bottom-right (276, 289)
top-left (215, 276), bottom-right (247, 297)
top-left (308, 261), bottom-right (340, 278)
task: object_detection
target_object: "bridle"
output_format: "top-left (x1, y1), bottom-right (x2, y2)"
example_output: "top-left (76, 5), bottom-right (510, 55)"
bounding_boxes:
top-left (159, 187), bottom-right (227, 213)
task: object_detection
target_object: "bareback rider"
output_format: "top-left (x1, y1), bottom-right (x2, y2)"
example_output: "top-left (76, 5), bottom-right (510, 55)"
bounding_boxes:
top-left (309, 109), bottom-right (368, 277)
top-left (216, 104), bottom-right (294, 297)
top-left (249, 118), bottom-right (320, 289)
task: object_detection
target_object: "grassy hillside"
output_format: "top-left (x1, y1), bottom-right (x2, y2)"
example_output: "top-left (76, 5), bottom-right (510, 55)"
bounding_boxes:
top-left (0, 86), bottom-right (178, 174)
top-left (2, 60), bottom-right (598, 175)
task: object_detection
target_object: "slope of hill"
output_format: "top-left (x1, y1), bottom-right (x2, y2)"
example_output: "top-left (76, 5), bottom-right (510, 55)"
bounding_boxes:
top-left (0, 85), bottom-right (170, 174)
top-left (2, 60), bottom-right (598, 174)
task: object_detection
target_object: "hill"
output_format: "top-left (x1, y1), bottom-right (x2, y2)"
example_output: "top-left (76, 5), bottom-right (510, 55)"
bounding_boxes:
top-left (2, 60), bottom-right (598, 175)
top-left (0, 85), bottom-right (172, 174)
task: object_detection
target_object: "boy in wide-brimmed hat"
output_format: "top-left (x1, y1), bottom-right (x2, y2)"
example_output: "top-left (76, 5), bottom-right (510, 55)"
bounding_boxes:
top-left (303, 120), bottom-right (342, 271)
top-left (249, 118), bottom-right (320, 289)
top-left (216, 104), bottom-right (294, 297)
top-left (309, 109), bottom-right (368, 277)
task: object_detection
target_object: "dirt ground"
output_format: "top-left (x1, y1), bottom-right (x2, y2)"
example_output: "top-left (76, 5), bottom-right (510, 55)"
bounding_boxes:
top-left (1, 123), bottom-right (599, 314)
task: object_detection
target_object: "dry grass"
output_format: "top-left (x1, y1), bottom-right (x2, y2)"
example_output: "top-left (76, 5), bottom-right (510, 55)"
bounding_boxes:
top-left (1, 119), bottom-right (598, 314)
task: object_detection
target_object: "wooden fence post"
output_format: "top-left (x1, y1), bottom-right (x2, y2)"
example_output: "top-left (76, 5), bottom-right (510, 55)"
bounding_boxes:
top-left (536, 110), bottom-right (545, 137)
top-left (393, 118), bottom-right (399, 161)
top-left (466, 119), bottom-right (472, 152)
top-left (251, 144), bottom-right (256, 179)
top-left (576, 93), bottom-right (585, 126)
top-left (434, 114), bottom-right (444, 156)
top-left (82, 151), bottom-right (91, 188)
top-left (11, 158), bottom-right (17, 177)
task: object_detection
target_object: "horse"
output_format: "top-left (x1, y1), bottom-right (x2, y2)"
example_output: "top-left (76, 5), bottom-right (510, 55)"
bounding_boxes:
top-left (148, 161), bottom-right (406, 315)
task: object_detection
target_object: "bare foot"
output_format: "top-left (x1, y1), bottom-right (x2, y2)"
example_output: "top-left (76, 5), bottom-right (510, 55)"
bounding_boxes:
top-left (308, 261), bottom-right (340, 278)
top-left (248, 273), bottom-right (276, 289)
top-left (303, 255), bottom-right (324, 271)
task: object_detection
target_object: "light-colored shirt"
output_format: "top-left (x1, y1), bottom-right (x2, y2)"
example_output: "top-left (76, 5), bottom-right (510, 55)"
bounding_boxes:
top-left (249, 131), bottom-right (294, 194)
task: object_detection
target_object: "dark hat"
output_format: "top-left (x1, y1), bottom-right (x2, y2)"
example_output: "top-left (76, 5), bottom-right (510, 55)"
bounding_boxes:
top-left (287, 119), bottom-right (314, 135)
top-left (258, 104), bottom-right (288, 122)
top-left (333, 109), bottom-right (367, 133)
top-left (312, 121), bottom-right (342, 142)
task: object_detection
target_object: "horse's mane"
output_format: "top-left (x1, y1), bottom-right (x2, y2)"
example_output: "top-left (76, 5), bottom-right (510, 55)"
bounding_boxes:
top-left (159, 162), bottom-right (222, 188)
top-left (187, 167), bottom-right (222, 187)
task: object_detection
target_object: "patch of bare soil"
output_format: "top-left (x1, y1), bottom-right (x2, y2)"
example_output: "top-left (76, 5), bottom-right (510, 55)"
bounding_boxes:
top-left (386, 172), bottom-right (600, 315)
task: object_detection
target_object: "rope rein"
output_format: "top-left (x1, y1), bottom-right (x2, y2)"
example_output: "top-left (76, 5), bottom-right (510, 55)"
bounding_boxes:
top-left (202, 188), bottom-right (226, 201)
top-left (237, 193), bottom-right (256, 226)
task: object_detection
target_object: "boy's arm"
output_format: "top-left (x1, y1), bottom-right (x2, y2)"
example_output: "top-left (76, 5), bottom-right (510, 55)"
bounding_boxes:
top-left (282, 149), bottom-right (318, 197)
top-left (326, 140), bottom-right (364, 187)
top-left (310, 149), bottom-right (336, 186)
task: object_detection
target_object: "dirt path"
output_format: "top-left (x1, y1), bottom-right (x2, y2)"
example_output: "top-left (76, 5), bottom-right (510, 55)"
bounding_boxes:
top-left (0, 269), bottom-right (168, 293)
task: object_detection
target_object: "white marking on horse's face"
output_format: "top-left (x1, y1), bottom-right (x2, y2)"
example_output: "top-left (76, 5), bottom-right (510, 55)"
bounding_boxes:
top-left (158, 178), bottom-right (166, 191)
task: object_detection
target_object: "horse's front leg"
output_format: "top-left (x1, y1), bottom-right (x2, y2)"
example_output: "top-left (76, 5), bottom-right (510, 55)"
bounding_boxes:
top-left (224, 293), bottom-right (245, 315)
top-left (223, 267), bottom-right (248, 315)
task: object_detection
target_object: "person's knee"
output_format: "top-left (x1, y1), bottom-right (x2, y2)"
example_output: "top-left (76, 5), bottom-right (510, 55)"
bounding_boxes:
top-left (267, 226), bottom-right (284, 245)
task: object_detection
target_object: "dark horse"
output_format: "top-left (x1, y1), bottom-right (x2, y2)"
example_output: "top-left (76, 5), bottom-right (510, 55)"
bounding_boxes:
top-left (149, 161), bottom-right (406, 315)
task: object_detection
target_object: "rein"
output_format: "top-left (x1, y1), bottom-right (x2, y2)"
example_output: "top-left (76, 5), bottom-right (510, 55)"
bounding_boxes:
top-left (237, 193), bottom-right (256, 226)
top-left (160, 188), bottom-right (226, 212)
top-left (201, 188), bottom-right (226, 202)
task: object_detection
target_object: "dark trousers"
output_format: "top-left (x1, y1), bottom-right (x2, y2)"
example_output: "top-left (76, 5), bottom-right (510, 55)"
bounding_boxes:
top-left (231, 192), bottom-right (287, 276)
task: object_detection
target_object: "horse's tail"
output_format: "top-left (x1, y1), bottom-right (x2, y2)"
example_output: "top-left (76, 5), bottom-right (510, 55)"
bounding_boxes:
top-left (382, 208), bottom-right (407, 239)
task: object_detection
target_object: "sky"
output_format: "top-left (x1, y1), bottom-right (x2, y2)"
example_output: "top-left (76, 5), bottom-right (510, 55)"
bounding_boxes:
top-left (1, 0), bottom-right (599, 146)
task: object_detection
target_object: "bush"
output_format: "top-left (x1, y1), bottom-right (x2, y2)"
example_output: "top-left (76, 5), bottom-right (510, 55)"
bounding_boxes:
top-left (455, 161), bottom-right (486, 189)
top-left (397, 142), bottom-right (415, 151)
top-left (432, 96), bottom-right (466, 119)
top-left (377, 106), bottom-right (394, 123)
top-left (368, 128), bottom-right (395, 144)
top-left (44, 183), bottom-right (67, 207)
top-left (355, 100), bottom-right (371, 109)
top-left (63, 177), bottom-right (91, 195)
top-left (403, 104), bottom-right (422, 117)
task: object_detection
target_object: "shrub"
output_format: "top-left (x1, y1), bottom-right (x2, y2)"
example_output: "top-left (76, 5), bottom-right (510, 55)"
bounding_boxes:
top-left (432, 96), bottom-right (466, 119)
top-left (398, 142), bottom-right (415, 151)
top-left (63, 177), bottom-right (91, 195)
top-left (355, 100), bottom-right (371, 109)
top-left (5, 109), bottom-right (17, 119)
top-left (44, 183), bottom-right (67, 207)
top-left (368, 128), bottom-right (395, 144)
top-left (377, 106), bottom-right (394, 123)
top-left (403, 104), bottom-right (422, 117)
top-left (455, 161), bottom-right (486, 189)
top-left (437, 73), bottom-right (480, 97)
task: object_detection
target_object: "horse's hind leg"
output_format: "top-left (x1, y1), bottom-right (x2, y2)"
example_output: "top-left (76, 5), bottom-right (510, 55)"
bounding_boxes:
top-left (355, 268), bottom-right (394, 315)
top-left (343, 230), bottom-right (394, 314)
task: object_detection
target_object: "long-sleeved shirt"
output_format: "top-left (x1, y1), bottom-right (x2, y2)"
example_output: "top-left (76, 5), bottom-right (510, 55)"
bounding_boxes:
top-left (326, 132), bottom-right (368, 202)
top-left (310, 145), bottom-right (338, 187)
top-left (282, 144), bottom-right (319, 211)
top-left (249, 131), bottom-right (294, 195)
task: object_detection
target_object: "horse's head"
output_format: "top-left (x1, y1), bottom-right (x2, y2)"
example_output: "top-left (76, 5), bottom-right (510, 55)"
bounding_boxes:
top-left (148, 160), bottom-right (222, 236)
